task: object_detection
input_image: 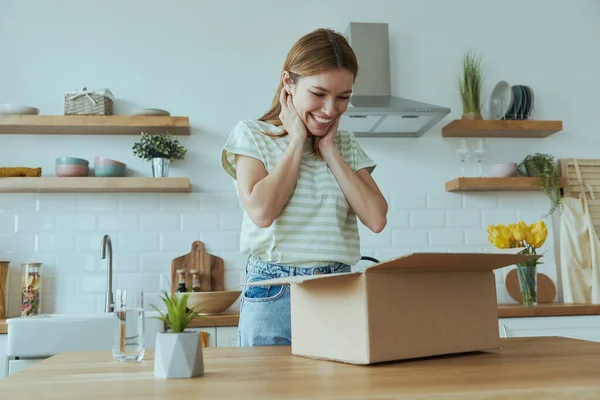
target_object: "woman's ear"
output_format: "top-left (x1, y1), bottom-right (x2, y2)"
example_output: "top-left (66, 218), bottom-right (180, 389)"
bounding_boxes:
top-left (282, 70), bottom-right (293, 94)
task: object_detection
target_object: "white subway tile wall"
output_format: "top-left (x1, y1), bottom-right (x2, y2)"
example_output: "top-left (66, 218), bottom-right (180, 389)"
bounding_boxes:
top-left (0, 190), bottom-right (556, 317)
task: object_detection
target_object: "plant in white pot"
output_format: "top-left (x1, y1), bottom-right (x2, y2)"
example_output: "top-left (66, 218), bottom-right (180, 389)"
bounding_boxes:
top-left (132, 131), bottom-right (187, 177)
top-left (151, 290), bottom-right (204, 379)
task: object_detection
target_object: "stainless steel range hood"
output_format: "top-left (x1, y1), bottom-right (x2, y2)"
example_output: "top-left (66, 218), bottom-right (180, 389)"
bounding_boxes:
top-left (339, 22), bottom-right (450, 138)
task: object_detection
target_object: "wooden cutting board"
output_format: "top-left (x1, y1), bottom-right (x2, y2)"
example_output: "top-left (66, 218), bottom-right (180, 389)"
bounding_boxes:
top-left (505, 268), bottom-right (557, 303)
top-left (171, 241), bottom-right (224, 293)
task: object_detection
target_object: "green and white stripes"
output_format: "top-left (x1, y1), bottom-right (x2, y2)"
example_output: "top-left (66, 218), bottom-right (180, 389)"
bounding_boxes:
top-left (222, 120), bottom-right (376, 267)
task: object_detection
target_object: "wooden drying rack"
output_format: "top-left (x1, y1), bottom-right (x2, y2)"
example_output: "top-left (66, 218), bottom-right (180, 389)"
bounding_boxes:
top-left (559, 158), bottom-right (600, 235)
top-left (170, 241), bottom-right (224, 293)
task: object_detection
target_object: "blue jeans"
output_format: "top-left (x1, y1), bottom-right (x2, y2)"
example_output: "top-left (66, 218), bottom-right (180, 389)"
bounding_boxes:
top-left (238, 256), bottom-right (352, 346)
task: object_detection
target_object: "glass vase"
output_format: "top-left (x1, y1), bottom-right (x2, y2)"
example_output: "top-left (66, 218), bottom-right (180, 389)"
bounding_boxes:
top-left (516, 264), bottom-right (537, 307)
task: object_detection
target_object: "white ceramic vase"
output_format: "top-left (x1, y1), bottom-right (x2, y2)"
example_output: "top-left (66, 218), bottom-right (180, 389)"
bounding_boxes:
top-left (153, 331), bottom-right (204, 379)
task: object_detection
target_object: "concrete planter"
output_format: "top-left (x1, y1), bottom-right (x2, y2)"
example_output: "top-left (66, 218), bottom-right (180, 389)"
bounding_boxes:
top-left (153, 331), bottom-right (204, 379)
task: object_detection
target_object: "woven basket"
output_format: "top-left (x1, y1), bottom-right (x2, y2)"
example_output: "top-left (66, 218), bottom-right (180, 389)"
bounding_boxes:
top-left (64, 87), bottom-right (114, 115)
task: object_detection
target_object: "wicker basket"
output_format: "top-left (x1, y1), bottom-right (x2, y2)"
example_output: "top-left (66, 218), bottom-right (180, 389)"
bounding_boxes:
top-left (64, 87), bottom-right (114, 115)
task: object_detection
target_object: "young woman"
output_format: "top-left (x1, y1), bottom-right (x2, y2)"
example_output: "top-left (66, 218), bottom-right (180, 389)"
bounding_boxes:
top-left (221, 28), bottom-right (388, 346)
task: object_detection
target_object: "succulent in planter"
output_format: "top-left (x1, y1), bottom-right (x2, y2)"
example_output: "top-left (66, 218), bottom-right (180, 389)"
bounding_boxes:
top-left (458, 51), bottom-right (483, 120)
top-left (132, 132), bottom-right (187, 177)
top-left (517, 153), bottom-right (562, 218)
top-left (151, 290), bottom-right (205, 379)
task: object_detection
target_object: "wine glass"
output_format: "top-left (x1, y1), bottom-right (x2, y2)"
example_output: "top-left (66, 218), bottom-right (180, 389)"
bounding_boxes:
top-left (456, 139), bottom-right (470, 176)
top-left (473, 139), bottom-right (487, 177)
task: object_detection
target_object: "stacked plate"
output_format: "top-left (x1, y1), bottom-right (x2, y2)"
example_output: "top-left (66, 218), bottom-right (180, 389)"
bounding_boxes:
top-left (130, 108), bottom-right (170, 116)
top-left (489, 81), bottom-right (534, 120)
top-left (0, 104), bottom-right (39, 115)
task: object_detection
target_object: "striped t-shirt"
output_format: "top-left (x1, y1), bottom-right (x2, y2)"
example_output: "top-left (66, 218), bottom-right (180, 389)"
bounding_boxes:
top-left (221, 120), bottom-right (376, 267)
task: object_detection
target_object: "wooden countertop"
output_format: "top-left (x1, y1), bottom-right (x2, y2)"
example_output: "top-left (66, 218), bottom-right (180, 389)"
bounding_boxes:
top-left (497, 303), bottom-right (600, 318)
top-left (2, 304), bottom-right (600, 335)
top-left (1, 337), bottom-right (600, 399)
top-left (188, 313), bottom-right (239, 328)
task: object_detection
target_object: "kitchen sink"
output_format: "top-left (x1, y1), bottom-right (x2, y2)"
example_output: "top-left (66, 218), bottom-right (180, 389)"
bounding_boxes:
top-left (6, 311), bottom-right (165, 358)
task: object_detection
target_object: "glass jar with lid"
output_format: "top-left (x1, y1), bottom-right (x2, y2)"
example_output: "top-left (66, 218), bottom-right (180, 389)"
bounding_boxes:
top-left (20, 262), bottom-right (42, 316)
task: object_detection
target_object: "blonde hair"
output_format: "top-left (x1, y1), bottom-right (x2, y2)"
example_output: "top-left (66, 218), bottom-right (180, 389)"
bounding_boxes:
top-left (259, 28), bottom-right (358, 155)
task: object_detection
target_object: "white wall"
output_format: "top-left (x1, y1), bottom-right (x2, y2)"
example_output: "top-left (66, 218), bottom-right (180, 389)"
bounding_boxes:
top-left (1, 0), bottom-right (598, 316)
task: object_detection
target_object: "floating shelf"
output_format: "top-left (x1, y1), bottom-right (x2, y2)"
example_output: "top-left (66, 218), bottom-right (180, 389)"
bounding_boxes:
top-left (0, 115), bottom-right (191, 135)
top-left (446, 177), bottom-right (567, 192)
top-left (0, 177), bottom-right (191, 193)
top-left (441, 120), bottom-right (563, 138)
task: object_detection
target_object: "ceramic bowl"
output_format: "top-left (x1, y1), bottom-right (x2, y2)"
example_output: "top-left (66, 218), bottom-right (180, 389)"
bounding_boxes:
top-left (55, 164), bottom-right (89, 177)
top-left (491, 162), bottom-right (518, 178)
top-left (94, 164), bottom-right (126, 177)
top-left (55, 157), bottom-right (89, 176)
top-left (177, 291), bottom-right (242, 314)
top-left (56, 157), bottom-right (89, 166)
top-left (93, 156), bottom-right (126, 167)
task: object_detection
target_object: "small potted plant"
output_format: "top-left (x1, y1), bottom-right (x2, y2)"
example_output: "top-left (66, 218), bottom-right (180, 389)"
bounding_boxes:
top-left (458, 51), bottom-right (483, 120)
top-left (151, 290), bottom-right (204, 379)
top-left (518, 153), bottom-right (562, 218)
top-left (132, 131), bottom-right (187, 177)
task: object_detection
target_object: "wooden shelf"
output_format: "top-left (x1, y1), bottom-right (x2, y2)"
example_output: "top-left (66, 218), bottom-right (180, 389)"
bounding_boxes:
top-left (0, 115), bottom-right (191, 135)
top-left (446, 177), bottom-right (567, 192)
top-left (442, 120), bottom-right (563, 138)
top-left (0, 177), bottom-right (191, 193)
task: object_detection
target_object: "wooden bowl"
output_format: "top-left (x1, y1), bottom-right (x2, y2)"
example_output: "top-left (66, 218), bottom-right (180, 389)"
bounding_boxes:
top-left (178, 290), bottom-right (241, 314)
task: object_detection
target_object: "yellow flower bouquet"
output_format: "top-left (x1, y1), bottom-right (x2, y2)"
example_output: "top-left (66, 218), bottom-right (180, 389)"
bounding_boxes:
top-left (487, 220), bottom-right (548, 306)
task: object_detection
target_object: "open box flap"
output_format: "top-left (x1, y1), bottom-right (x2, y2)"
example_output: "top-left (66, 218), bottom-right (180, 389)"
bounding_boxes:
top-left (364, 252), bottom-right (541, 273)
top-left (240, 271), bottom-right (362, 287)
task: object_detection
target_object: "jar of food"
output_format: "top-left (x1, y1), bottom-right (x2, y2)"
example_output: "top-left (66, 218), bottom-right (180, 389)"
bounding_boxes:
top-left (20, 262), bottom-right (42, 316)
top-left (0, 261), bottom-right (9, 319)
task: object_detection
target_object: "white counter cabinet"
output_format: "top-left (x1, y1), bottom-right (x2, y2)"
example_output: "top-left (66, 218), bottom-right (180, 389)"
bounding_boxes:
top-left (164, 327), bottom-right (238, 348)
top-left (499, 315), bottom-right (600, 342)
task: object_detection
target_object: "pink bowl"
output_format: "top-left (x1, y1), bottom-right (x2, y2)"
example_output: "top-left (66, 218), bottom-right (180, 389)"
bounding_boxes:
top-left (491, 163), bottom-right (518, 177)
top-left (94, 157), bottom-right (126, 167)
top-left (56, 164), bottom-right (89, 177)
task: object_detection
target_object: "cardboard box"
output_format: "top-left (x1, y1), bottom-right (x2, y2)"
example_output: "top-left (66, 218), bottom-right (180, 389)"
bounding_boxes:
top-left (244, 252), bottom-right (539, 365)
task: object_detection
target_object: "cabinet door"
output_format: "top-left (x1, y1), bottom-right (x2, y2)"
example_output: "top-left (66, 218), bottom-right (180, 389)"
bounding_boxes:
top-left (165, 327), bottom-right (217, 347)
top-left (0, 335), bottom-right (6, 379)
top-left (193, 328), bottom-right (217, 348)
top-left (499, 316), bottom-right (600, 342)
top-left (8, 359), bottom-right (42, 376)
top-left (216, 327), bottom-right (239, 347)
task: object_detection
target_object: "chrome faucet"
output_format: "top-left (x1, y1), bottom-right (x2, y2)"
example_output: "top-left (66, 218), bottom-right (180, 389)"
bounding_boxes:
top-left (101, 234), bottom-right (114, 313)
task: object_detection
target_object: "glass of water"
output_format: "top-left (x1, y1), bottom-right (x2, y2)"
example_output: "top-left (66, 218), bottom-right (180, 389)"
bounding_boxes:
top-left (112, 289), bottom-right (145, 362)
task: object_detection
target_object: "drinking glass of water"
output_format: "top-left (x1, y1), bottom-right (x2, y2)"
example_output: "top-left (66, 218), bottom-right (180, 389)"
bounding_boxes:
top-left (112, 289), bottom-right (145, 362)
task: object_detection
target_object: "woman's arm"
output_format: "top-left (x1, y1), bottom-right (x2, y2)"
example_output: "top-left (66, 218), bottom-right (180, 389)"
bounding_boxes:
top-left (321, 147), bottom-right (388, 233)
top-left (235, 138), bottom-right (304, 228)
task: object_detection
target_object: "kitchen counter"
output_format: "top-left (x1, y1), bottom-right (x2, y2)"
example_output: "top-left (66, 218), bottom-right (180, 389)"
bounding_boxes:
top-left (0, 313), bottom-right (239, 335)
top-left (2, 304), bottom-right (600, 334)
top-left (1, 337), bottom-right (600, 399)
top-left (497, 302), bottom-right (600, 318)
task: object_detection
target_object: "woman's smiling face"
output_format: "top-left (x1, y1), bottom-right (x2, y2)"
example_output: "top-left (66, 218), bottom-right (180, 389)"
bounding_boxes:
top-left (284, 68), bottom-right (354, 137)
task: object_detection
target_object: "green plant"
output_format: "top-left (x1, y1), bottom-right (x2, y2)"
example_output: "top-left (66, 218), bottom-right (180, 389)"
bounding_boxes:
top-left (132, 132), bottom-right (187, 162)
top-left (151, 290), bottom-right (203, 333)
top-left (458, 51), bottom-right (483, 115)
top-left (518, 153), bottom-right (562, 218)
